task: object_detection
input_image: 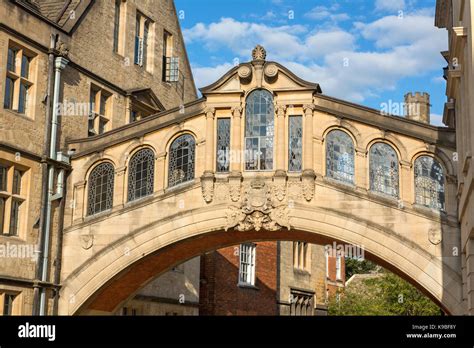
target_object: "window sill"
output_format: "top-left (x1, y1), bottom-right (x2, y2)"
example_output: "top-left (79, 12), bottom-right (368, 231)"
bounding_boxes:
top-left (3, 108), bottom-right (33, 121)
top-left (165, 180), bottom-right (195, 193)
top-left (293, 268), bottom-right (311, 275)
top-left (84, 209), bottom-right (112, 222)
top-left (237, 283), bottom-right (259, 290)
top-left (412, 203), bottom-right (445, 217)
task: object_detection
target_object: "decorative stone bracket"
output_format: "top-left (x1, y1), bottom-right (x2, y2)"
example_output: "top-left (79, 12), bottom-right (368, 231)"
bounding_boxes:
top-left (301, 169), bottom-right (316, 201)
top-left (200, 171), bottom-right (215, 203)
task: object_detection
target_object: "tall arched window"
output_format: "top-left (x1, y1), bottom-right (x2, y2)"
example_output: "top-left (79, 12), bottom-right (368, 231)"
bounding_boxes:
top-left (128, 148), bottom-right (155, 202)
top-left (414, 156), bottom-right (445, 210)
top-left (87, 162), bottom-right (114, 216)
top-left (168, 134), bottom-right (195, 187)
top-left (326, 130), bottom-right (354, 183)
top-left (245, 89), bottom-right (274, 170)
top-left (369, 143), bottom-right (399, 197)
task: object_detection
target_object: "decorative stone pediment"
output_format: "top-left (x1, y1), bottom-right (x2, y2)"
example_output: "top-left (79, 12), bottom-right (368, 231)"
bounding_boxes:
top-left (199, 45), bottom-right (322, 95)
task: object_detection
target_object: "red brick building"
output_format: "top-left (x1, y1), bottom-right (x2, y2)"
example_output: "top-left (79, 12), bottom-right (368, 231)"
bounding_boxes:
top-left (199, 241), bottom-right (345, 315)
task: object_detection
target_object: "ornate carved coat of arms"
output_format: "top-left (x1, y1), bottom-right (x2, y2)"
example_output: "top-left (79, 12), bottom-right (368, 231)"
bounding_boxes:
top-left (225, 179), bottom-right (290, 232)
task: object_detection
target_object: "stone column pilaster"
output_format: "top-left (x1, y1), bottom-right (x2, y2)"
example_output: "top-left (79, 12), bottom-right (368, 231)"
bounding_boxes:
top-left (231, 105), bottom-right (243, 172)
top-left (204, 107), bottom-right (216, 173)
top-left (275, 104), bottom-right (287, 171)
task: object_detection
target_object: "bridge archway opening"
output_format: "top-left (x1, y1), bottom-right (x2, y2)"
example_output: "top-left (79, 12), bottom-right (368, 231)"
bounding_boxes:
top-left (73, 228), bottom-right (449, 315)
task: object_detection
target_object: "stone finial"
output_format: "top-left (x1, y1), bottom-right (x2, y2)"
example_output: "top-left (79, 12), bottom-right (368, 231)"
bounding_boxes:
top-left (252, 45), bottom-right (266, 61)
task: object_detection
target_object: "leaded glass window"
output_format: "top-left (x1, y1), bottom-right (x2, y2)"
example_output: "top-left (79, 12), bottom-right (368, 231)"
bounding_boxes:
top-left (288, 116), bottom-right (303, 172)
top-left (414, 156), bottom-right (445, 210)
top-left (369, 143), bottom-right (399, 197)
top-left (87, 163), bottom-right (114, 216)
top-left (326, 130), bottom-right (354, 183)
top-left (216, 118), bottom-right (231, 172)
top-left (128, 149), bottom-right (155, 202)
top-left (168, 134), bottom-right (195, 187)
top-left (245, 89), bottom-right (274, 170)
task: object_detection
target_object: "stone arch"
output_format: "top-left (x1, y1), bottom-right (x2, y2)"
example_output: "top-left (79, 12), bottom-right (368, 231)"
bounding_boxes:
top-left (320, 121), bottom-right (362, 149)
top-left (119, 140), bottom-right (158, 168)
top-left (59, 204), bottom-right (463, 316)
top-left (409, 147), bottom-right (455, 178)
top-left (363, 133), bottom-right (409, 163)
top-left (79, 154), bottom-right (119, 182)
top-left (83, 157), bottom-right (117, 182)
top-left (160, 126), bottom-right (200, 155)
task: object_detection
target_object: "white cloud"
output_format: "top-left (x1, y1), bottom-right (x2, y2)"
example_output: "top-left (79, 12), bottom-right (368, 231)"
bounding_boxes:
top-left (184, 13), bottom-right (446, 103)
top-left (430, 113), bottom-right (445, 127)
top-left (305, 5), bottom-right (350, 22)
top-left (191, 63), bottom-right (235, 91)
top-left (375, 0), bottom-right (405, 12)
top-left (355, 14), bottom-right (445, 49)
top-left (183, 18), bottom-right (354, 62)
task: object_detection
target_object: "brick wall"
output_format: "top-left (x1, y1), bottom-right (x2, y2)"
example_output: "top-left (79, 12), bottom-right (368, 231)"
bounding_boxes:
top-left (199, 242), bottom-right (278, 315)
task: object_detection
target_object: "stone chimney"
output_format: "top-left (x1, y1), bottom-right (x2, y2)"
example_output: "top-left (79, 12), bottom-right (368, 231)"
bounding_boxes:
top-left (404, 92), bottom-right (430, 124)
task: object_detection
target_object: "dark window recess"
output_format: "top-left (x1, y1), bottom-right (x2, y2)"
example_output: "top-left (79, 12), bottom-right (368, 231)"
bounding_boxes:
top-left (7, 48), bottom-right (16, 73)
top-left (0, 166), bottom-right (7, 191)
top-left (9, 200), bottom-right (21, 236)
top-left (113, 0), bottom-right (121, 53)
top-left (12, 169), bottom-right (21, 195)
top-left (4, 77), bottom-right (14, 110)
top-left (3, 294), bottom-right (15, 315)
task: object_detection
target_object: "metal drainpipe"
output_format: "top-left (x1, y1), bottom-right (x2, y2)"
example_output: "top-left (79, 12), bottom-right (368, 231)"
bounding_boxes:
top-left (33, 34), bottom-right (57, 316)
top-left (39, 56), bottom-right (69, 316)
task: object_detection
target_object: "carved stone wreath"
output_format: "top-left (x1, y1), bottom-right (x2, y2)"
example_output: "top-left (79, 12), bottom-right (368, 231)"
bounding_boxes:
top-left (225, 178), bottom-right (290, 232)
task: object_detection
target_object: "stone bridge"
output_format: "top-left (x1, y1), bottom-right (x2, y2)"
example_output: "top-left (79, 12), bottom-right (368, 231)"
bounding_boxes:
top-left (58, 48), bottom-right (463, 315)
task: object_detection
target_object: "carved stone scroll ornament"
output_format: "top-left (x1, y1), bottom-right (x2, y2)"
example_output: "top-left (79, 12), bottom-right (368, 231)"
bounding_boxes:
top-left (200, 171), bottom-right (215, 203)
top-left (301, 169), bottom-right (316, 201)
top-left (272, 170), bottom-right (287, 202)
top-left (238, 65), bottom-right (252, 84)
top-left (225, 179), bottom-right (290, 232)
top-left (228, 171), bottom-right (242, 202)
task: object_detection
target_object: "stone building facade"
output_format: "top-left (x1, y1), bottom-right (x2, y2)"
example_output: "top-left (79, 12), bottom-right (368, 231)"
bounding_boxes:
top-left (0, 0), bottom-right (197, 315)
top-left (199, 241), bottom-right (334, 316)
top-left (436, 0), bottom-right (474, 315)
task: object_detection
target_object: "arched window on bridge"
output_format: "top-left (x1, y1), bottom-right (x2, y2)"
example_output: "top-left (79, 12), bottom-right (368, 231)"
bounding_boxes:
top-left (245, 89), bottom-right (274, 171)
top-left (87, 162), bottom-right (115, 216)
top-left (326, 130), bottom-right (354, 184)
top-left (128, 148), bottom-right (155, 202)
top-left (369, 143), bottom-right (399, 198)
top-left (168, 134), bottom-right (195, 187)
top-left (414, 156), bottom-right (445, 210)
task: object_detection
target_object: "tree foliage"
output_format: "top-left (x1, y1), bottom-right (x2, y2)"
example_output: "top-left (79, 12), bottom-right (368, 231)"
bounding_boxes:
top-left (328, 265), bottom-right (442, 316)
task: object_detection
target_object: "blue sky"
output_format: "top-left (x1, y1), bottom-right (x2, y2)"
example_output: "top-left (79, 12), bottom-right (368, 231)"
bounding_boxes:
top-left (175, 0), bottom-right (447, 126)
